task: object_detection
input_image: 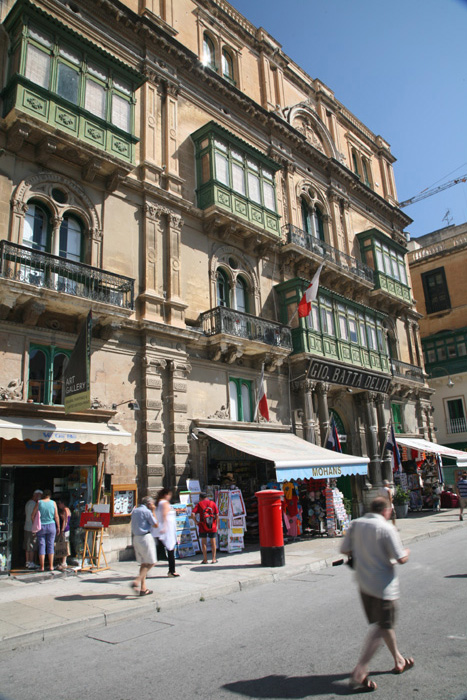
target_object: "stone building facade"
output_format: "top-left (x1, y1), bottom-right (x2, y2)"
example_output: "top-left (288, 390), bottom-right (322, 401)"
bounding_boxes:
top-left (408, 222), bottom-right (467, 482)
top-left (0, 0), bottom-right (431, 566)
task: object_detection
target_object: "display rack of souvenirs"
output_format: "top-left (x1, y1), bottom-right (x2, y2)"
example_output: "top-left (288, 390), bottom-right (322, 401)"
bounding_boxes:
top-left (331, 488), bottom-right (350, 534)
top-left (244, 494), bottom-right (259, 541)
top-left (216, 488), bottom-right (246, 553)
top-left (172, 503), bottom-right (196, 558)
top-left (407, 472), bottom-right (423, 511)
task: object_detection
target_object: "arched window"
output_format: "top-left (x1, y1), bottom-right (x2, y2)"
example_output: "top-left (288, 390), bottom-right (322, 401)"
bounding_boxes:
top-left (301, 198), bottom-right (325, 242)
top-left (351, 149), bottom-right (360, 177)
top-left (59, 215), bottom-right (83, 262)
top-left (222, 48), bottom-right (234, 82)
top-left (235, 277), bottom-right (248, 313)
top-left (216, 269), bottom-right (230, 307)
top-left (229, 378), bottom-right (252, 422)
top-left (203, 34), bottom-right (216, 69)
top-left (28, 348), bottom-right (47, 404)
top-left (23, 203), bottom-right (49, 252)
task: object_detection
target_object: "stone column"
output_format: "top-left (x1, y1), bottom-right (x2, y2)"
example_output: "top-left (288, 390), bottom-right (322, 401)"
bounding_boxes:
top-left (362, 391), bottom-right (382, 487)
top-left (9, 200), bottom-right (29, 244)
top-left (404, 318), bottom-right (415, 365)
top-left (51, 217), bottom-right (62, 257)
top-left (143, 356), bottom-right (166, 498)
top-left (302, 379), bottom-right (317, 444)
top-left (316, 382), bottom-right (330, 446)
top-left (375, 394), bottom-right (392, 483)
top-left (167, 360), bottom-right (191, 491)
top-left (411, 321), bottom-right (423, 368)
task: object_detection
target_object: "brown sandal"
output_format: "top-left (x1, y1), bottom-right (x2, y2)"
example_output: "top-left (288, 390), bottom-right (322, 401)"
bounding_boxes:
top-left (349, 676), bottom-right (377, 692)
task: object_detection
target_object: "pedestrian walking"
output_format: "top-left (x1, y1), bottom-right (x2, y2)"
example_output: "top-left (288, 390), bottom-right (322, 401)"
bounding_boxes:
top-left (455, 471), bottom-right (467, 521)
top-left (131, 495), bottom-right (158, 596)
top-left (379, 479), bottom-right (396, 525)
top-left (56, 499), bottom-right (71, 570)
top-left (155, 488), bottom-right (179, 577)
top-left (31, 490), bottom-right (60, 572)
top-left (193, 492), bottom-right (219, 564)
top-left (24, 489), bottom-right (42, 569)
top-left (341, 496), bottom-right (414, 692)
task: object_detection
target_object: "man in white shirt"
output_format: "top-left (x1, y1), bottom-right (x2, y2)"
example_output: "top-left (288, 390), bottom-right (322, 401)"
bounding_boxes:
top-left (24, 489), bottom-right (42, 569)
top-left (341, 497), bottom-right (414, 692)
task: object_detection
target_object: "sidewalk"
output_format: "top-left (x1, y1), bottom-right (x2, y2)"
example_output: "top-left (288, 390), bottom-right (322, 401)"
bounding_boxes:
top-left (0, 509), bottom-right (464, 652)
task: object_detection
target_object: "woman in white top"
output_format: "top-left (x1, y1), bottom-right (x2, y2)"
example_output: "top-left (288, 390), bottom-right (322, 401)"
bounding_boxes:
top-left (155, 488), bottom-right (179, 577)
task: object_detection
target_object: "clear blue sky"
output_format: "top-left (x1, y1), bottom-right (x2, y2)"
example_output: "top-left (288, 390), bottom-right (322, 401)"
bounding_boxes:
top-left (230, 0), bottom-right (467, 238)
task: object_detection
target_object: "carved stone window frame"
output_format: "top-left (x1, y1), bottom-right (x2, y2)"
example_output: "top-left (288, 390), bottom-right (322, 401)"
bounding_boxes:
top-left (10, 172), bottom-right (102, 266)
top-left (210, 245), bottom-right (259, 314)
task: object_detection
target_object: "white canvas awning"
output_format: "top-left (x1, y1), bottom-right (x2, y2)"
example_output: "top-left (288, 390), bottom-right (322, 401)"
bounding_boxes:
top-left (0, 416), bottom-right (131, 446)
top-left (396, 436), bottom-right (467, 467)
top-left (198, 428), bottom-right (369, 480)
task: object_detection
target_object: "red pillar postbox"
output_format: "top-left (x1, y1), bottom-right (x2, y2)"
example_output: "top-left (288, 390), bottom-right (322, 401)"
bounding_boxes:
top-left (255, 489), bottom-right (285, 567)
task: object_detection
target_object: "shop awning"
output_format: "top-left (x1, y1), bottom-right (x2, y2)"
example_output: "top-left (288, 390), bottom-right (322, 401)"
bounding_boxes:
top-left (198, 428), bottom-right (369, 480)
top-left (0, 417), bottom-right (131, 445)
top-left (396, 436), bottom-right (467, 467)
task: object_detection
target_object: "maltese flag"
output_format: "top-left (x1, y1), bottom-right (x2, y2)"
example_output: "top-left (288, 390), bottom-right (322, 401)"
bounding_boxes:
top-left (256, 365), bottom-right (270, 422)
top-left (298, 262), bottom-right (324, 321)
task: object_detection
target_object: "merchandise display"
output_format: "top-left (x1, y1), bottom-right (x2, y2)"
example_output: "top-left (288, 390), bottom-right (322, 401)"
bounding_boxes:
top-left (215, 488), bottom-right (246, 553)
top-left (172, 501), bottom-right (199, 557)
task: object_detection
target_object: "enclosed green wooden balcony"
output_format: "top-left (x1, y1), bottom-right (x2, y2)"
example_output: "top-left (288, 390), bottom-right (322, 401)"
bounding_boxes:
top-left (275, 277), bottom-right (391, 374)
top-left (357, 229), bottom-right (411, 305)
top-left (192, 121), bottom-right (281, 237)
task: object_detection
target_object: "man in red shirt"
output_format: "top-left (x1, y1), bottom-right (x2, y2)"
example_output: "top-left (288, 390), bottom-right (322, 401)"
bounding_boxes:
top-left (193, 492), bottom-right (219, 564)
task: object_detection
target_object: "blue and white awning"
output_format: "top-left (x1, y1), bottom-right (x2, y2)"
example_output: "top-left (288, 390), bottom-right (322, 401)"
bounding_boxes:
top-left (198, 428), bottom-right (369, 480)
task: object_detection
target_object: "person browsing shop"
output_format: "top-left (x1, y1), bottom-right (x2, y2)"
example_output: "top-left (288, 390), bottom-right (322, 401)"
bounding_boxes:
top-left (24, 489), bottom-right (42, 570)
top-left (155, 488), bottom-right (179, 578)
top-left (32, 490), bottom-right (60, 572)
top-left (193, 492), bottom-right (219, 565)
top-left (131, 496), bottom-right (158, 596)
top-left (455, 472), bottom-right (467, 521)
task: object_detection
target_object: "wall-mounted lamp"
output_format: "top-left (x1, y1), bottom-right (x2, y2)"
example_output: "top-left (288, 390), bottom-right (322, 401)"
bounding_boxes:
top-left (111, 399), bottom-right (140, 411)
top-left (430, 367), bottom-right (454, 388)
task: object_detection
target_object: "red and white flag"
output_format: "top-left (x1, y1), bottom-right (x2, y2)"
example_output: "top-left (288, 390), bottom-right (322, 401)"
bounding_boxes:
top-left (256, 365), bottom-right (270, 422)
top-left (298, 262), bottom-right (324, 320)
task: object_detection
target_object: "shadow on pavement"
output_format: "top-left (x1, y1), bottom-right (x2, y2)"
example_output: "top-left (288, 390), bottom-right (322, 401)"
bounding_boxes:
top-left (55, 593), bottom-right (137, 602)
top-left (444, 574), bottom-right (467, 578)
top-left (190, 563), bottom-right (261, 572)
top-left (222, 673), bottom-right (359, 697)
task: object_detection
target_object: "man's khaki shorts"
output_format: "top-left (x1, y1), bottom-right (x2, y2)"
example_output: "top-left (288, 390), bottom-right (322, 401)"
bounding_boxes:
top-left (23, 530), bottom-right (37, 552)
top-left (360, 591), bottom-right (397, 630)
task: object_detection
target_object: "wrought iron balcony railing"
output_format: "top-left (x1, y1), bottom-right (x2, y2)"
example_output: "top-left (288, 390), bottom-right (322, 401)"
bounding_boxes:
top-left (0, 240), bottom-right (135, 310)
top-left (283, 224), bottom-right (374, 284)
top-left (447, 417), bottom-right (467, 435)
top-left (199, 306), bottom-right (293, 350)
top-left (391, 359), bottom-right (425, 383)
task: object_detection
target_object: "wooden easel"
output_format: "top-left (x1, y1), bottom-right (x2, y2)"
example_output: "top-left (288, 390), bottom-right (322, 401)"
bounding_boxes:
top-left (80, 459), bottom-right (109, 572)
top-left (81, 525), bottom-right (109, 572)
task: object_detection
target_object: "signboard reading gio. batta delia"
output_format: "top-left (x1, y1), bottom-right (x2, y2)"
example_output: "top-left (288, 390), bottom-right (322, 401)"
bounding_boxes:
top-left (64, 311), bottom-right (92, 414)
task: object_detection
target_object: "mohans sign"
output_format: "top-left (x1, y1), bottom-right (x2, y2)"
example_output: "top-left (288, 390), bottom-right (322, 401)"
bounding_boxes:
top-left (64, 311), bottom-right (92, 413)
top-left (309, 358), bottom-right (391, 394)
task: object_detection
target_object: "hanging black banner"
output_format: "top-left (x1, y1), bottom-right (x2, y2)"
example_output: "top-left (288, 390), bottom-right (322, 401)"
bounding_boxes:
top-left (64, 311), bottom-right (92, 414)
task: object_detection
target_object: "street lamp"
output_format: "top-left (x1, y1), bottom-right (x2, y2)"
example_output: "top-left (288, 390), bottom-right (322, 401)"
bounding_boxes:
top-left (111, 399), bottom-right (140, 411)
top-left (429, 367), bottom-right (454, 388)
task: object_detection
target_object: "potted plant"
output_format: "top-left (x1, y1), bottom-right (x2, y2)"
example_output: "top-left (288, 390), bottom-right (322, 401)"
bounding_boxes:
top-left (393, 485), bottom-right (410, 519)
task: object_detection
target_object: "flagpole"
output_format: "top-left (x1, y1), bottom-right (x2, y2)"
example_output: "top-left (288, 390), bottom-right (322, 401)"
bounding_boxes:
top-left (379, 417), bottom-right (392, 462)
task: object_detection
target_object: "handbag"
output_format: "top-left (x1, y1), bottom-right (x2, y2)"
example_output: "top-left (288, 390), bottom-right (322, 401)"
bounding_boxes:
top-left (31, 510), bottom-right (41, 534)
top-left (54, 534), bottom-right (70, 558)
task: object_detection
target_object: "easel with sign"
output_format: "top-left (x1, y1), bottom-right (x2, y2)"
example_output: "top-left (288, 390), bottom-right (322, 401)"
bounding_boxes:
top-left (80, 460), bottom-right (110, 572)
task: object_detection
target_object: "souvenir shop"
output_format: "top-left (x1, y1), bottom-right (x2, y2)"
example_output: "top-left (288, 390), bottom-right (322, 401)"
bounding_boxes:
top-left (0, 416), bottom-right (130, 573)
top-left (198, 428), bottom-right (370, 540)
top-left (395, 436), bottom-right (467, 511)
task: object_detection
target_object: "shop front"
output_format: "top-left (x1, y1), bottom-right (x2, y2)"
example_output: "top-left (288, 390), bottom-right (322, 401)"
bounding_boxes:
top-left (198, 427), bottom-right (369, 539)
top-left (0, 417), bottom-right (130, 573)
top-left (395, 436), bottom-right (467, 509)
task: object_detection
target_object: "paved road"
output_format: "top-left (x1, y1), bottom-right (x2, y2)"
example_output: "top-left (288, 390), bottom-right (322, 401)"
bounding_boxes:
top-left (1, 527), bottom-right (466, 700)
